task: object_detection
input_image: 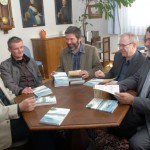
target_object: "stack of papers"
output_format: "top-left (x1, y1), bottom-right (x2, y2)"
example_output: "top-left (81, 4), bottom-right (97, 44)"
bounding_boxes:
top-left (35, 95), bottom-right (57, 106)
top-left (33, 85), bottom-right (53, 97)
top-left (69, 77), bottom-right (85, 85)
top-left (40, 107), bottom-right (70, 126)
top-left (54, 72), bottom-right (69, 87)
top-left (86, 98), bottom-right (118, 113)
top-left (68, 70), bottom-right (85, 85)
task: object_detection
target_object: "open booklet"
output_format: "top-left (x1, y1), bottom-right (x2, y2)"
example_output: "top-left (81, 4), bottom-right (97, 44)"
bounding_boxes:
top-left (86, 98), bottom-right (118, 113)
top-left (40, 107), bottom-right (70, 126)
top-left (94, 84), bottom-right (120, 95)
top-left (33, 85), bottom-right (52, 97)
top-left (35, 95), bottom-right (57, 106)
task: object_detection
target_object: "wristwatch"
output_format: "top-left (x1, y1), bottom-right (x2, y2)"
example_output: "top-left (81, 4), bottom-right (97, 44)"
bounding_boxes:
top-left (0, 0), bottom-right (8, 5)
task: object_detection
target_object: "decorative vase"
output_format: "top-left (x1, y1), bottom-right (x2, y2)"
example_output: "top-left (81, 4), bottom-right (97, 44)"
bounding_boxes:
top-left (40, 30), bottom-right (46, 39)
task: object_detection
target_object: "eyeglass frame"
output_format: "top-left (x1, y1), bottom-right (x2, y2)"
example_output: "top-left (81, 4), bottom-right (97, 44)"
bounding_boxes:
top-left (118, 43), bottom-right (133, 48)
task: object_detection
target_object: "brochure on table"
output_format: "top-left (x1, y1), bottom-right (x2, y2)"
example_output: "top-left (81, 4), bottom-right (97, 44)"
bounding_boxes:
top-left (40, 107), bottom-right (70, 126)
top-left (33, 85), bottom-right (53, 97)
top-left (35, 95), bottom-right (57, 106)
top-left (86, 98), bottom-right (118, 113)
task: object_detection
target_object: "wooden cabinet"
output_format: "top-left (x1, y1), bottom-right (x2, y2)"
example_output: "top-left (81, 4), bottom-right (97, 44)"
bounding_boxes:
top-left (31, 36), bottom-right (66, 78)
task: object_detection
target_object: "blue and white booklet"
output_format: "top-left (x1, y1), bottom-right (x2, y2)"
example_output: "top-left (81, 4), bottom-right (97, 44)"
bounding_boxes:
top-left (40, 107), bottom-right (70, 126)
top-left (33, 85), bottom-right (52, 97)
top-left (86, 98), bottom-right (118, 113)
top-left (35, 95), bottom-right (57, 106)
top-left (53, 72), bottom-right (69, 87)
top-left (84, 78), bottom-right (117, 87)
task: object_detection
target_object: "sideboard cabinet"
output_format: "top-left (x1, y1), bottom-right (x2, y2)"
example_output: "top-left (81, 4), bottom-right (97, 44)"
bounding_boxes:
top-left (31, 36), bottom-right (66, 78)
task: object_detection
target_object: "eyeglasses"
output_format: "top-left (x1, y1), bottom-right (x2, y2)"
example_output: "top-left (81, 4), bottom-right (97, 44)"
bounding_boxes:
top-left (118, 43), bottom-right (133, 48)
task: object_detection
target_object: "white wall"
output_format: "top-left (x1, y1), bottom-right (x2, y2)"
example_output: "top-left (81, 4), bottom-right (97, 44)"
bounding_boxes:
top-left (0, 0), bottom-right (111, 63)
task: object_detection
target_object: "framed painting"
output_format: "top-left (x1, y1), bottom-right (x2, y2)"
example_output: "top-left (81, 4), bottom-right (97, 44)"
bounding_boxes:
top-left (19, 0), bottom-right (45, 28)
top-left (55, 0), bottom-right (72, 25)
top-left (88, 5), bottom-right (102, 19)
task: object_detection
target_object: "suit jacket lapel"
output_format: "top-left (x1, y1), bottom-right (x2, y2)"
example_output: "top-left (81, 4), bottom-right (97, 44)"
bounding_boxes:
top-left (65, 48), bottom-right (73, 70)
top-left (138, 58), bottom-right (150, 93)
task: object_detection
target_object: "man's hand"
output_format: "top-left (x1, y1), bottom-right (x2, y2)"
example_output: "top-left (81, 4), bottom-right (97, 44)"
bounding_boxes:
top-left (115, 92), bottom-right (134, 105)
top-left (80, 70), bottom-right (89, 79)
top-left (22, 87), bottom-right (33, 94)
top-left (50, 71), bottom-right (56, 79)
top-left (19, 96), bottom-right (35, 112)
top-left (95, 70), bottom-right (105, 78)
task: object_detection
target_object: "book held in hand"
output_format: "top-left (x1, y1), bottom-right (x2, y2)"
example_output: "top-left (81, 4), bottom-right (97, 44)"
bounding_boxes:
top-left (94, 84), bottom-right (120, 95)
top-left (35, 95), bottom-right (57, 106)
top-left (33, 85), bottom-right (52, 97)
top-left (86, 98), bottom-right (118, 113)
top-left (40, 107), bottom-right (70, 126)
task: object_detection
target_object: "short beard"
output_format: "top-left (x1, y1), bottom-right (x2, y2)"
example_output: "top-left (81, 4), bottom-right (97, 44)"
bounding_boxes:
top-left (67, 41), bottom-right (80, 52)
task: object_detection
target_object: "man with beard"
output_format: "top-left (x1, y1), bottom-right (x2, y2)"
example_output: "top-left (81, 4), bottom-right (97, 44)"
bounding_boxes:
top-left (56, 26), bottom-right (102, 79)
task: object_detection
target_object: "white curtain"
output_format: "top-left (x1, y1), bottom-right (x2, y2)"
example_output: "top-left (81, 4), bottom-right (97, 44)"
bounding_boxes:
top-left (108, 0), bottom-right (150, 35)
top-left (108, 2), bottom-right (121, 35)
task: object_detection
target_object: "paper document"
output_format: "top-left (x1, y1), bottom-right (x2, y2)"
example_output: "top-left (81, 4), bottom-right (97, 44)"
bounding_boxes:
top-left (94, 84), bottom-right (119, 95)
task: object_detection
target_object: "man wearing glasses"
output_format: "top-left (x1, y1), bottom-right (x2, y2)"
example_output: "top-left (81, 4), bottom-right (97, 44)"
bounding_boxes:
top-left (87, 33), bottom-right (146, 149)
top-left (95, 33), bottom-right (145, 81)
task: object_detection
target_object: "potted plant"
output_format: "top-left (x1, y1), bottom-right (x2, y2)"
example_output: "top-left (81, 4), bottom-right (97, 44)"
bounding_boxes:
top-left (78, 0), bottom-right (135, 42)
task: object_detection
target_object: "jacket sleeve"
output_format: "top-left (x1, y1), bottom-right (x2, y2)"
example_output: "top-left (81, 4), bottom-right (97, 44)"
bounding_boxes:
top-left (0, 61), bottom-right (23, 95)
top-left (0, 101), bottom-right (19, 123)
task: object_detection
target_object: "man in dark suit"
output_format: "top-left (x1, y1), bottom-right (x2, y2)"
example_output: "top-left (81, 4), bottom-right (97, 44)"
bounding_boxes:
top-left (115, 26), bottom-right (150, 149)
top-left (87, 32), bottom-right (146, 149)
top-left (95, 33), bottom-right (146, 81)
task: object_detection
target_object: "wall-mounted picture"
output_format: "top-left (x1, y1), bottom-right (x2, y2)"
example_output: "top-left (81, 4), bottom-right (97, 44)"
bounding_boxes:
top-left (88, 5), bottom-right (102, 19)
top-left (20, 0), bottom-right (45, 28)
top-left (55, 0), bottom-right (72, 25)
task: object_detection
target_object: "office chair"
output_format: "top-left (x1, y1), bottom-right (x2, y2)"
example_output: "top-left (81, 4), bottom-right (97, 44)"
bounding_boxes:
top-left (23, 46), bottom-right (45, 79)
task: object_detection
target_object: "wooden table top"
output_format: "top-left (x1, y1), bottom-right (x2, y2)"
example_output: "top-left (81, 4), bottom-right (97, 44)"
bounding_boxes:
top-left (15, 81), bottom-right (130, 130)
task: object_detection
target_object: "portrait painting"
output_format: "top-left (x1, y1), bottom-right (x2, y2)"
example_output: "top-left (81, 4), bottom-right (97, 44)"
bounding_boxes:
top-left (20, 0), bottom-right (45, 28)
top-left (55, 0), bottom-right (72, 25)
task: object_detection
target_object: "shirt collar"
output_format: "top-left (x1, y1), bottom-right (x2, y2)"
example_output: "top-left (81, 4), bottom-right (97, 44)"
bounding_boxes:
top-left (11, 54), bottom-right (30, 64)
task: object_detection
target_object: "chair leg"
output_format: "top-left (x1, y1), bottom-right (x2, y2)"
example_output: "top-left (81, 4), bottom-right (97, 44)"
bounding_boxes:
top-left (38, 64), bottom-right (46, 80)
top-left (41, 64), bottom-right (46, 80)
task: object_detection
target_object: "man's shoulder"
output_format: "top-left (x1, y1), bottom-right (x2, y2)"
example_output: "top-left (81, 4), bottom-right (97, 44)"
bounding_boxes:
top-left (83, 44), bottom-right (97, 53)
top-left (134, 50), bottom-right (146, 60)
top-left (1, 58), bottom-right (11, 66)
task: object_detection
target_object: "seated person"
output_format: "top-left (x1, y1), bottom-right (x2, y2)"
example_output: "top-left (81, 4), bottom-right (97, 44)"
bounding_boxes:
top-left (0, 36), bottom-right (42, 95)
top-left (95, 33), bottom-right (146, 81)
top-left (86, 33), bottom-right (146, 150)
top-left (0, 77), bottom-right (68, 150)
top-left (55, 26), bottom-right (103, 79)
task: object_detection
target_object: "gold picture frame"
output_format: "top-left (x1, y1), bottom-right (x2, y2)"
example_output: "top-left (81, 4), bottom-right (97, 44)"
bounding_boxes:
top-left (88, 5), bottom-right (102, 19)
